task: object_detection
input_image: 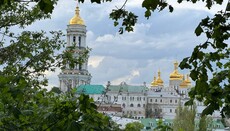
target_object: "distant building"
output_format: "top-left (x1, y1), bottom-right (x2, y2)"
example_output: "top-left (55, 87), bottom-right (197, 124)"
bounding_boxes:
top-left (105, 82), bottom-right (148, 119)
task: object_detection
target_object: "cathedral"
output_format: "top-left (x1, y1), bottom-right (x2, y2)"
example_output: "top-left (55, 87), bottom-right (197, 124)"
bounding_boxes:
top-left (57, 5), bottom-right (221, 121)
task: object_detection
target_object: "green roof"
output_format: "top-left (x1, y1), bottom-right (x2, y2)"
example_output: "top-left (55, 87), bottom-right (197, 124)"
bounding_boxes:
top-left (140, 118), bottom-right (173, 130)
top-left (108, 83), bottom-right (148, 93)
top-left (76, 85), bottom-right (105, 94)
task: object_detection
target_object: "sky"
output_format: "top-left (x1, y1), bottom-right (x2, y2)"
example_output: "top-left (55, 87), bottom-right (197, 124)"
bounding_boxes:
top-left (25, 0), bottom-right (227, 89)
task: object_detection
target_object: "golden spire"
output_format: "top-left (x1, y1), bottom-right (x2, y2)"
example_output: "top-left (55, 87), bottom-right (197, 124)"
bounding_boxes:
top-left (169, 61), bottom-right (183, 80)
top-left (69, 5), bottom-right (85, 25)
top-left (151, 76), bottom-right (158, 87)
top-left (156, 70), bottom-right (164, 86)
top-left (185, 74), bottom-right (191, 86)
top-left (174, 61), bottom-right (178, 71)
top-left (180, 75), bottom-right (188, 88)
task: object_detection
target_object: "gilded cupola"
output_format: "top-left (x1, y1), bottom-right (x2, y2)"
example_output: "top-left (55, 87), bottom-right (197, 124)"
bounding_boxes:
top-left (179, 75), bottom-right (188, 88)
top-left (184, 74), bottom-right (191, 86)
top-left (69, 6), bottom-right (85, 25)
top-left (156, 70), bottom-right (164, 86)
top-left (169, 61), bottom-right (183, 80)
top-left (151, 76), bottom-right (158, 87)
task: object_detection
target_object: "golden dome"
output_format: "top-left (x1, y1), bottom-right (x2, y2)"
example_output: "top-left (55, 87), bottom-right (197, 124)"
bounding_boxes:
top-left (169, 61), bottom-right (183, 80)
top-left (184, 74), bottom-right (191, 86)
top-left (151, 76), bottom-right (158, 87)
top-left (69, 6), bottom-right (85, 25)
top-left (156, 70), bottom-right (164, 86)
top-left (180, 75), bottom-right (188, 88)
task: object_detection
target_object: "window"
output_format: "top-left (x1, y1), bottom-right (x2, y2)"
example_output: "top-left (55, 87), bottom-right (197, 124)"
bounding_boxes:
top-left (122, 103), bottom-right (125, 108)
top-left (114, 96), bottom-right (117, 101)
top-left (137, 104), bottom-right (141, 107)
top-left (150, 99), bottom-right (152, 102)
top-left (78, 36), bottom-right (81, 47)
top-left (160, 99), bottom-right (162, 103)
top-left (79, 65), bottom-right (82, 70)
top-left (155, 99), bottom-right (157, 102)
top-left (170, 109), bottom-right (172, 113)
top-left (122, 97), bottom-right (126, 100)
top-left (160, 109), bottom-right (162, 112)
top-left (139, 111), bottom-right (141, 114)
top-left (134, 111), bottom-right (136, 114)
top-left (170, 100), bottom-right (172, 103)
top-left (130, 104), bottom-right (134, 107)
top-left (175, 100), bottom-right (177, 103)
top-left (143, 104), bottom-right (145, 107)
top-left (130, 97), bottom-right (134, 101)
top-left (143, 97), bottom-right (145, 101)
top-left (137, 97), bottom-right (141, 101)
top-left (73, 36), bottom-right (76, 42)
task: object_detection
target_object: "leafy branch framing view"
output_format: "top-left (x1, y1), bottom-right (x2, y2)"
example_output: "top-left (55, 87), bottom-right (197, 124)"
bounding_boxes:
top-left (0, 0), bottom-right (229, 130)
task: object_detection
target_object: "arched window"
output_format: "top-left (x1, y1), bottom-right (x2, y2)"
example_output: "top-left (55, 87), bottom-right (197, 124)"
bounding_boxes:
top-left (122, 103), bottom-right (125, 108)
top-left (130, 103), bottom-right (134, 107)
top-left (78, 36), bottom-right (81, 47)
top-left (73, 36), bottom-right (76, 43)
top-left (137, 104), bottom-right (141, 107)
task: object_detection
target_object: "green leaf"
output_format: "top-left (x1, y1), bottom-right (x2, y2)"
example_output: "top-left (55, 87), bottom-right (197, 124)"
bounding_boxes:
top-left (195, 24), bottom-right (203, 36)
top-left (190, 70), bottom-right (198, 80)
top-left (169, 5), bottom-right (174, 12)
top-left (177, 0), bottom-right (183, 3)
top-left (91, 0), bottom-right (101, 4)
top-left (38, 0), bottom-right (54, 14)
top-left (144, 10), bottom-right (151, 18)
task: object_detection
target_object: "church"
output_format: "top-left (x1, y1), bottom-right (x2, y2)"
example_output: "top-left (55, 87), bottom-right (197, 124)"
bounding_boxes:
top-left (58, 5), bottom-right (221, 120)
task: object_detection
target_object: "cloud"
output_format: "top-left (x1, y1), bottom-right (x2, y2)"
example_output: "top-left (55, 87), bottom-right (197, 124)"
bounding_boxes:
top-left (85, 8), bottom-right (209, 86)
top-left (111, 70), bottom-right (140, 85)
top-left (88, 56), bottom-right (104, 68)
top-left (13, 0), bottom-right (218, 88)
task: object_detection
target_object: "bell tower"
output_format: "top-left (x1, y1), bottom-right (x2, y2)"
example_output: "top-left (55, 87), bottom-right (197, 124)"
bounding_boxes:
top-left (58, 5), bottom-right (91, 92)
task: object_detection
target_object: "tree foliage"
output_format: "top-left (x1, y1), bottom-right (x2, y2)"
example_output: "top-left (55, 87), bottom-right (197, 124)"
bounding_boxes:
top-left (124, 121), bottom-right (144, 131)
top-left (154, 119), bottom-right (172, 131)
top-left (198, 115), bottom-right (213, 131)
top-left (180, 10), bottom-right (230, 117)
top-left (0, 0), bottom-right (117, 130)
top-left (173, 104), bottom-right (196, 131)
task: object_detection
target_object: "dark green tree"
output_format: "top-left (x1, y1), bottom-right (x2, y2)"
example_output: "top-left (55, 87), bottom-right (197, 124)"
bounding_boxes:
top-left (124, 121), bottom-right (144, 131)
top-left (0, 0), bottom-right (118, 130)
top-left (198, 115), bottom-right (213, 131)
top-left (154, 119), bottom-right (172, 131)
top-left (173, 103), bottom-right (196, 131)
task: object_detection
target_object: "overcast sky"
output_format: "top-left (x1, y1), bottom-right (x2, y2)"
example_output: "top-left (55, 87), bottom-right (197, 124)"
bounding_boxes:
top-left (25, 0), bottom-right (227, 89)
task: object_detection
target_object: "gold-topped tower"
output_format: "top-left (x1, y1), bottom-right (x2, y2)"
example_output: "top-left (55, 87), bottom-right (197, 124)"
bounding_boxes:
top-left (184, 74), bottom-right (191, 86)
top-left (179, 75), bottom-right (188, 88)
top-left (156, 70), bottom-right (164, 86)
top-left (169, 61), bottom-right (183, 80)
top-left (69, 6), bottom-right (85, 25)
top-left (151, 76), bottom-right (158, 87)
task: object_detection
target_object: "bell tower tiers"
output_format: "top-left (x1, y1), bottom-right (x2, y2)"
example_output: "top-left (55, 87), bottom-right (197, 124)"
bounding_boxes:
top-left (58, 5), bottom-right (91, 92)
